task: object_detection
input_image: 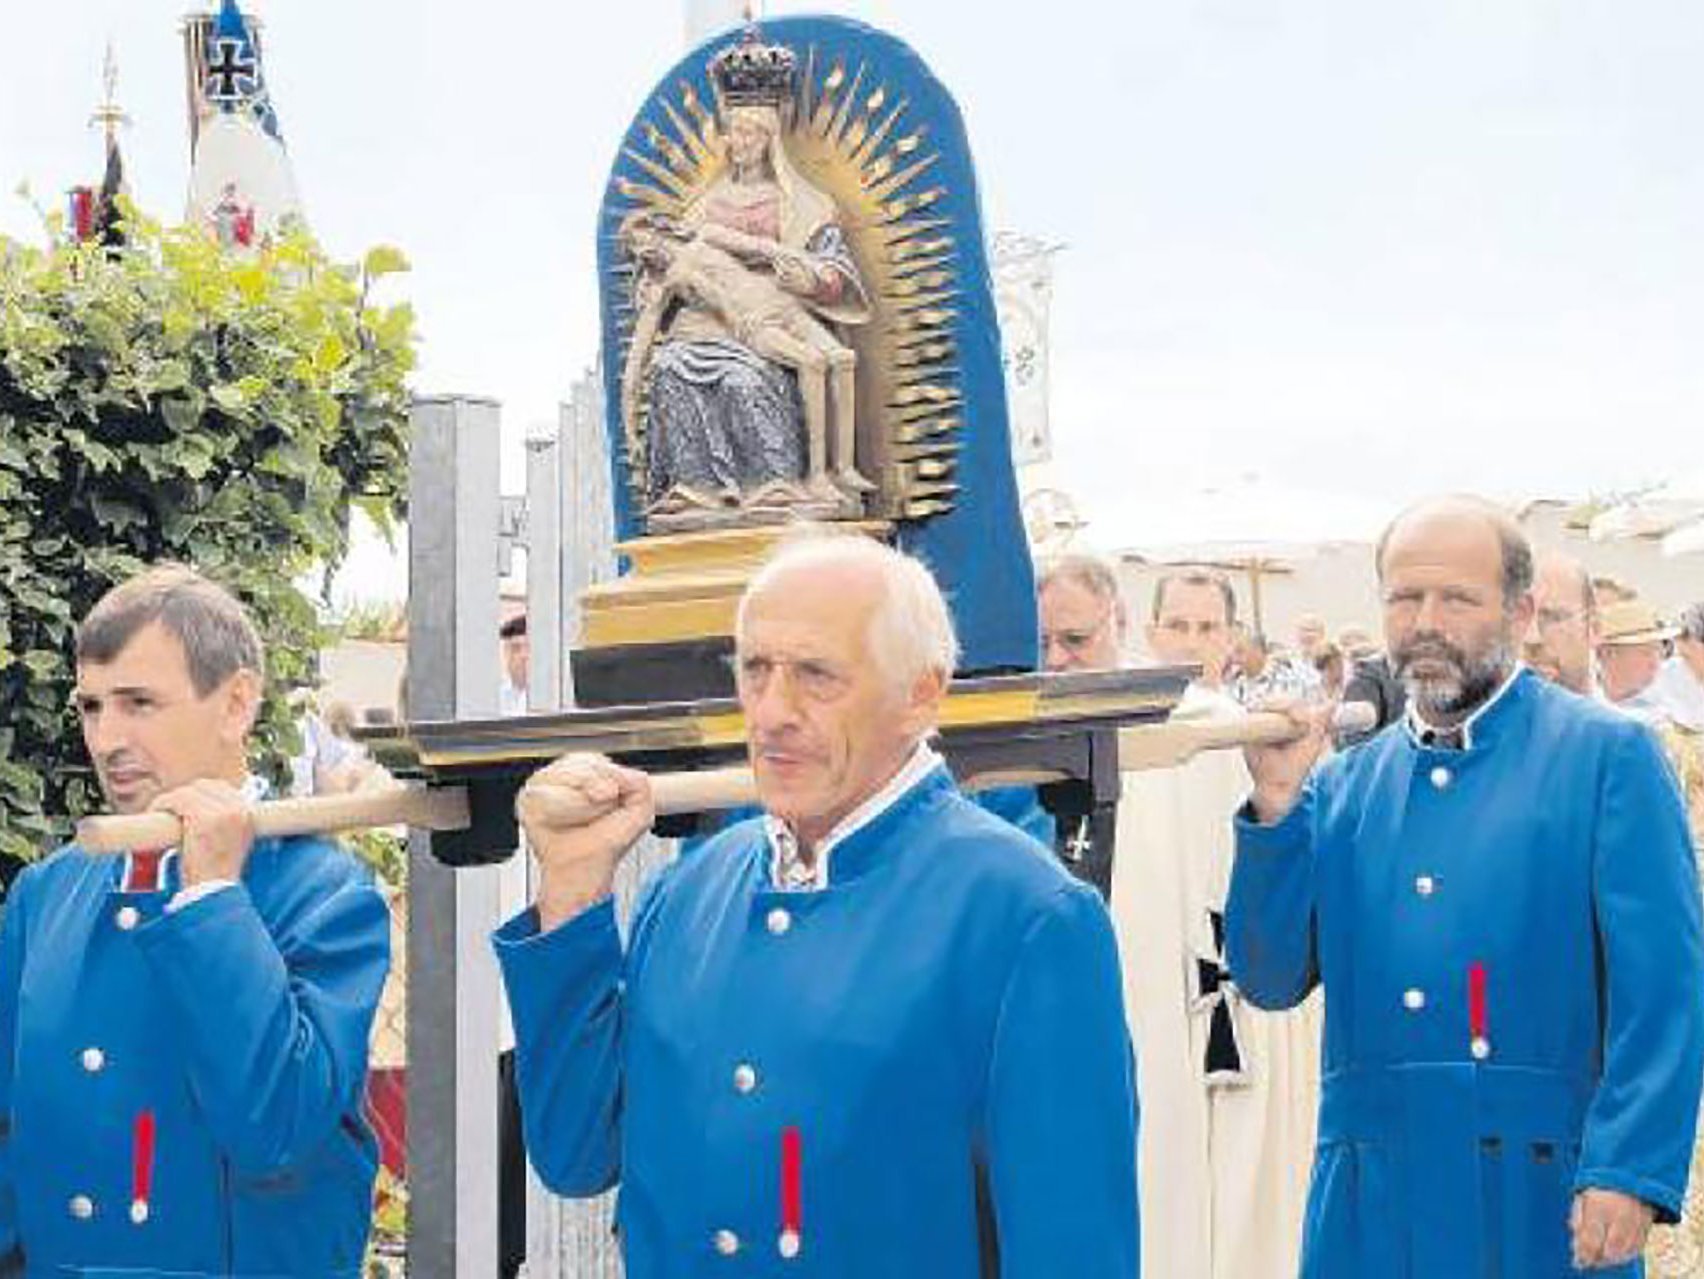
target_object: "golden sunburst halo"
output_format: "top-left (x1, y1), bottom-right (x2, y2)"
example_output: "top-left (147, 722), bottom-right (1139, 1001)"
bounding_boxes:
top-left (612, 48), bottom-right (965, 523)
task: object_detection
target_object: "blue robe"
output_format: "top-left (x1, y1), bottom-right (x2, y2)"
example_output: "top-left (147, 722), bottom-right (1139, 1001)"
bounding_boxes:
top-left (495, 766), bottom-right (1139, 1276)
top-left (1227, 669), bottom-right (1704, 1277)
top-left (0, 838), bottom-right (391, 1278)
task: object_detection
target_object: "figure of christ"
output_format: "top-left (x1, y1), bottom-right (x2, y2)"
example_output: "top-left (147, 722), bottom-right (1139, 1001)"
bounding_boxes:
top-left (621, 213), bottom-right (861, 512)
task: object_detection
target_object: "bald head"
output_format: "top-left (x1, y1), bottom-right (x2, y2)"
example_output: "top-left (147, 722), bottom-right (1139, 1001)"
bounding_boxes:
top-left (1376, 496), bottom-right (1533, 605)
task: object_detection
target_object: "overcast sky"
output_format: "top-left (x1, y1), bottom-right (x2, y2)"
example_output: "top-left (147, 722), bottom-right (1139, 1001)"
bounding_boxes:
top-left (4, 0), bottom-right (1701, 548)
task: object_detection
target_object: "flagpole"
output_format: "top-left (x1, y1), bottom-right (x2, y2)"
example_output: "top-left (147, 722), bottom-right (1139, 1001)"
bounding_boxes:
top-left (89, 41), bottom-right (130, 150)
top-left (181, 11), bottom-right (213, 155)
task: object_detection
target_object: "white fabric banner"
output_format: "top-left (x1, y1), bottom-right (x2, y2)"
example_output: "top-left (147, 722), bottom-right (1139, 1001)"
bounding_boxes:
top-left (993, 231), bottom-right (1061, 469)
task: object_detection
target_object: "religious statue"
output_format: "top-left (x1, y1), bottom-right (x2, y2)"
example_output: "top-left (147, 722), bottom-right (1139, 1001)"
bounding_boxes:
top-left (591, 14), bottom-right (1041, 677)
top-left (620, 33), bottom-right (874, 526)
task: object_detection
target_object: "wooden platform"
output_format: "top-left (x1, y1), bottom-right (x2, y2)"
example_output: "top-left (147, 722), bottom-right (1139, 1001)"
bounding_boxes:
top-left (360, 666), bottom-right (1192, 868)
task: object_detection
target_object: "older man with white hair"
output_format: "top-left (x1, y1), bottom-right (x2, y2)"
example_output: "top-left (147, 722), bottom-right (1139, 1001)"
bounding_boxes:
top-left (1653, 604), bottom-right (1704, 731)
top-left (493, 532), bottom-right (1140, 1277)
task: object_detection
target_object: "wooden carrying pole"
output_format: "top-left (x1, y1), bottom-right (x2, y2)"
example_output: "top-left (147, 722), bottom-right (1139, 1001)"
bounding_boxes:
top-left (72, 706), bottom-right (1367, 854)
top-left (75, 785), bottom-right (473, 855)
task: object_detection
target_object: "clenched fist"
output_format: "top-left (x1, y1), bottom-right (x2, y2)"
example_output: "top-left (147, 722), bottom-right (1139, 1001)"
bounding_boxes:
top-left (1570, 1188), bottom-right (1654, 1270)
top-left (517, 753), bottom-right (655, 930)
top-left (149, 779), bottom-right (256, 887)
top-left (1243, 698), bottom-right (1333, 825)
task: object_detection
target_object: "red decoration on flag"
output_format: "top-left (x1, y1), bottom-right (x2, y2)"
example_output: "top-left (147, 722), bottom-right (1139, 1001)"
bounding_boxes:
top-left (70, 187), bottom-right (95, 242)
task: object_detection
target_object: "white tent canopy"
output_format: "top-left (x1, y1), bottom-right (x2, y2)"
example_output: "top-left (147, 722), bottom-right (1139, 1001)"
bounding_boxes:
top-left (1589, 470), bottom-right (1704, 557)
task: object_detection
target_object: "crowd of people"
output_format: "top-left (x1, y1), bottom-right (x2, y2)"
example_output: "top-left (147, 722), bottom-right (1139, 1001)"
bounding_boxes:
top-left (0, 498), bottom-right (1701, 1277)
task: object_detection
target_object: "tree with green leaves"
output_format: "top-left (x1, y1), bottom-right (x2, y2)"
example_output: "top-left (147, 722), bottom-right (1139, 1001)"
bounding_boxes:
top-left (0, 205), bottom-right (414, 865)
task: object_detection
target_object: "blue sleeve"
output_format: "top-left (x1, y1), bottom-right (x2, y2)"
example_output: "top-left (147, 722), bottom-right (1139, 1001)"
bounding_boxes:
top-left (493, 870), bottom-right (673, 1198)
top-left (973, 786), bottom-right (1058, 848)
top-left (1226, 785), bottom-right (1322, 1011)
top-left (133, 848), bottom-right (391, 1177)
top-left (0, 869), bottom-right (32, 1273)
top-left (983, 884), bottom-right (1139, 1277)
top-left (1575, 724), bottom-right (1704, 1221)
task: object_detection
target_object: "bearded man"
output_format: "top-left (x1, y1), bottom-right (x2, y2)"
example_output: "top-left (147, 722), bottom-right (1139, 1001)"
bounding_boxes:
top-left (1226, 496), bottom-right (1704, 1277)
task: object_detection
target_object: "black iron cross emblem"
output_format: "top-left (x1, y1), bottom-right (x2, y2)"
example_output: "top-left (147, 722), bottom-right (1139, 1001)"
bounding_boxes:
top-left (1192, 909), bottom-right (1247, 1087)
top-left (206, 37), bottom-right (257, 104)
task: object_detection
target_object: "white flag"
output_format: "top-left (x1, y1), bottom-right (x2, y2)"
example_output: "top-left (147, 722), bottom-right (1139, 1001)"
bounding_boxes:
top-left (185, 0), bottom-right (302, 248)
top-left (992, 231), bottom-right (1062, 469)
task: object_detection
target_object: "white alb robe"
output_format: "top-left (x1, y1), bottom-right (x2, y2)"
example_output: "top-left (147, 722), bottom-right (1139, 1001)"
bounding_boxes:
top-left (1110, 682), bottom-right (1321, 1279)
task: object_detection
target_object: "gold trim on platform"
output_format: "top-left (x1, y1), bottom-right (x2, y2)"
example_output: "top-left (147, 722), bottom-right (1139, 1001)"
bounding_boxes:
top-left (581, 597), bottom-right (743, 648)
top-left (936, 688), bottom-right (1037, 730)
top-left (581, 521), bottom-right (894, 648)
top-left (362, 668), bottom-right (1196, 776)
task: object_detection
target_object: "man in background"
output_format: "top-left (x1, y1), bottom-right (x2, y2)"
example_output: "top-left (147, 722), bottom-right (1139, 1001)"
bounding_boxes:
top-left (1522, 550), bottom-right (1600, 696)
top-left (1228, 627), bottom-right (1320, 707)
top-left (1654, 602), bottom-right (1704, 730)
top-left (1118, 566), bottom-right (1319, 1279)
top-left (1038, 553), bottom-right (1127, 672)
top-left (1294, 613), bottom-right (1328, 664)
top-left (500, 613), bottom-right (530, 717)
top-left (1598, 599), bottom-right (1680, 723)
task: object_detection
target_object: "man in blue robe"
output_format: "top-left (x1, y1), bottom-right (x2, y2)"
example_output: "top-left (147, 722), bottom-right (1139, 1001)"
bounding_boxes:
top-left (0, 565), bottom-right (390, 1277)
top-left (1228, 496), bottom-right (1704, 1276)
top-left (495, 533), bottom-right (1139, 1275)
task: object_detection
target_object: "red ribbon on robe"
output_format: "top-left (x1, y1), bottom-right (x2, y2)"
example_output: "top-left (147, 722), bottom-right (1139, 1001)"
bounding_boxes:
top-left (133, 1109), bottom-right (156, 1219)
top-left (1468, 962), bottom-right (1490, 1055)
top-left (780, 1126), bottom-right (803, 1245)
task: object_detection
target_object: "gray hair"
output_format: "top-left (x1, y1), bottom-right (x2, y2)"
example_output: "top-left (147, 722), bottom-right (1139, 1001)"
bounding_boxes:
top-left (77, 563), bottom-right (265, 695)
top-left (1037, 553), bottom-right (1120, 604)
top-left (1375, 495), bottom-right (1533, 607)
top-left (736, 530), bottom-right (960, 687)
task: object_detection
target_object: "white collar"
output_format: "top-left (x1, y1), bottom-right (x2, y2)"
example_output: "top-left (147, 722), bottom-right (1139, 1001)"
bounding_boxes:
top-left (764, 740), bottom-right (944, 891)
top-left (1403, 662), bottom-right (1524, 751)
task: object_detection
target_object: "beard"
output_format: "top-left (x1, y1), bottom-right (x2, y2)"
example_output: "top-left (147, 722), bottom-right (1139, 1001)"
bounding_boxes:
top-left (1393, 628), bottom-right (1515, 719)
